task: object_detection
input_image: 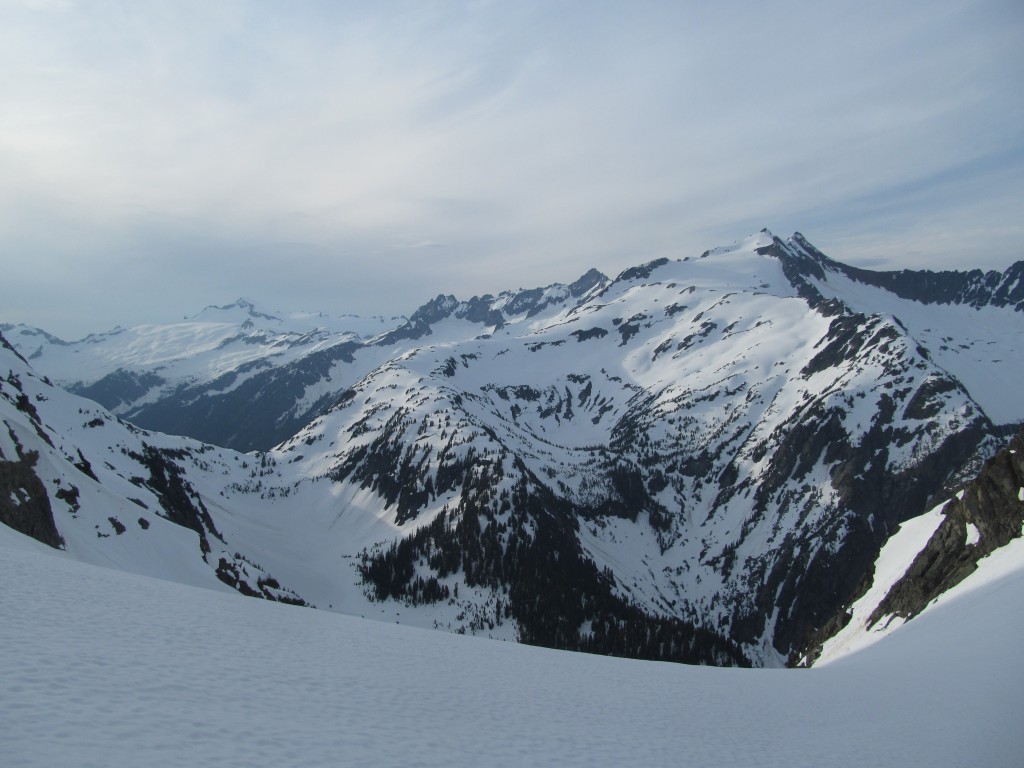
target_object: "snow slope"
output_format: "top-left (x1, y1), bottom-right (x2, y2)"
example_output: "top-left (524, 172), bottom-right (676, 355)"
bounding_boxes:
top-left (0, 522), bottom-right (1020, 768)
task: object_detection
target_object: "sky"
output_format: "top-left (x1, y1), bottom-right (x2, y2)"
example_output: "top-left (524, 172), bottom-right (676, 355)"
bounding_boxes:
top-left (1, 0), bottom-right (1023, 339)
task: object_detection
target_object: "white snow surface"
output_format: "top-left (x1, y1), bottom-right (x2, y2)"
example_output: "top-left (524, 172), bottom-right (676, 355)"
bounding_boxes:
top-left (0, 525), bottom-right (1021, 768)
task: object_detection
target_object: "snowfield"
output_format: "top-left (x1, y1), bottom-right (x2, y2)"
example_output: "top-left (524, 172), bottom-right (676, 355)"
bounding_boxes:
top-left (1, 523), bottom-right (1020, 768)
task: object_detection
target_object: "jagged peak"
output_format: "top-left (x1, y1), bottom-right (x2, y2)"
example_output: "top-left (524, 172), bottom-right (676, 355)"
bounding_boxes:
top-left (781, 232), bottom-right (836, 267)
top-left (384, 269), bottom-right (612, 345)
top-left (193, 297), bottom-right (283, 324)
top-left (200, 296), bottom-right (256, 312)
top-left (613, 258), bottom-right (670, 284)
top-left (568, 267), bottom-right (609, 297)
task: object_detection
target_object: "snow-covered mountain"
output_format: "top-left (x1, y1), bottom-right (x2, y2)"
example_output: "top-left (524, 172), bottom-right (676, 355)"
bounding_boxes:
top-left (4, 276), bottom-right (605, 452)
top-left (0, 332), bottom-right (308, 601)
top-left (2, 229), bottom-right (1022, 667)
top-left (3, 299), bottom-right (408, 451)
top-left (0, 331), bottom-right (740, 663)
top-left (271, 230), bottom-right (1022, 662)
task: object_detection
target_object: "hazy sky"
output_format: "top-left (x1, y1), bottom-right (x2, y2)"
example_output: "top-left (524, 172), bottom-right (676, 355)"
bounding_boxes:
top-left (2, 0), bottom-right (1023, 338)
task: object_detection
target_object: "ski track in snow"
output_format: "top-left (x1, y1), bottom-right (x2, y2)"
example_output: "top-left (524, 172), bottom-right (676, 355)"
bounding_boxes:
top-left (1, 525), bottom-right (1021, 768)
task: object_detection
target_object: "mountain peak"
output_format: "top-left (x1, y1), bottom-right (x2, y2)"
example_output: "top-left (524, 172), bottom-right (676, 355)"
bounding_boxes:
top-left (696, 229), bottom-right (779, 261)
top-left (568, 267), bottom-right (609, 297)
top-left (193, 298), bottom-right (283, 324)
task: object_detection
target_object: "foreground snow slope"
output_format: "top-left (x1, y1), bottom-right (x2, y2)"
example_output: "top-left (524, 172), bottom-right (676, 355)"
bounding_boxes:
top-left (1, 524), bottom-right (1020, 768)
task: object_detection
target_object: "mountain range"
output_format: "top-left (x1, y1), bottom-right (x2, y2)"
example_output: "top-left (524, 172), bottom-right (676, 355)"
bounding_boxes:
top-left (2, 229), bottom-right (1022, 667)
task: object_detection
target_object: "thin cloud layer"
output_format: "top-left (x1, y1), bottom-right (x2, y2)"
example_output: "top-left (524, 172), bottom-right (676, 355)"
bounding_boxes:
top-left (1, 0), bottom-right (1022, 337)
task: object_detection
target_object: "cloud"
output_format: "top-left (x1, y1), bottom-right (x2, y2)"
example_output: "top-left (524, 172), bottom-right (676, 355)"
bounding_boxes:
top-left (0, 0), bottom-right (1022, 337)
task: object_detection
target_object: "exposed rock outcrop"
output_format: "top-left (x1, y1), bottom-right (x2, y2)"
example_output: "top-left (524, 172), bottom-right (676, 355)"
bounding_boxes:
top-left (869, 427), bottom-right (1024, 623)
top-left (0, 444), bottom-right (63, 549)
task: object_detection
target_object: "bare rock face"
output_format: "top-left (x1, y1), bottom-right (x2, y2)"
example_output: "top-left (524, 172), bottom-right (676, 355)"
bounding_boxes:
top-left (791, 427), bottom-right (1024, 667)
top-left (0, 361), bottom-right (63, 549)
top-left (868, 428), bottom-right (1024, 624)
top-left (0, 448), bottom-right (63, 549)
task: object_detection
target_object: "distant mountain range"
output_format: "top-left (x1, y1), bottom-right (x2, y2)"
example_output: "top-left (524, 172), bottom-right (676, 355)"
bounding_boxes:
top-left (2, 229), bottom-right (1022, 666)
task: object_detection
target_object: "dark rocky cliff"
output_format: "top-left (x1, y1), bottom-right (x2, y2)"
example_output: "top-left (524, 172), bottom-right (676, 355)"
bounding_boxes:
top-left (794, 426), bottom-right (1024, 665)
